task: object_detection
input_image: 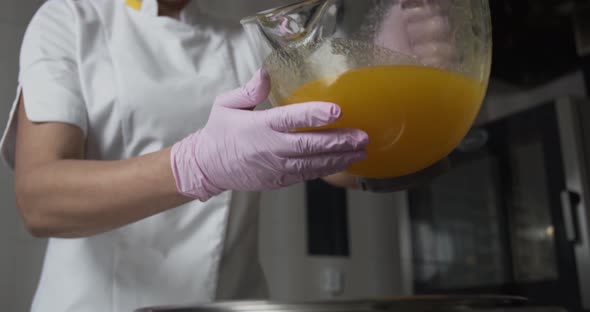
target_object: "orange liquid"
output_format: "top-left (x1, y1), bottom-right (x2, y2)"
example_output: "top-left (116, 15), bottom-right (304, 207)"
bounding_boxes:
top-left (276, 65), bottom-right (486, 178)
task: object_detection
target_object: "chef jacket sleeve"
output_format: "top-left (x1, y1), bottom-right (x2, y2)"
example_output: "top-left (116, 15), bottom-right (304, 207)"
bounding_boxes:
top-left (1, 0), bottom-right (87, 169)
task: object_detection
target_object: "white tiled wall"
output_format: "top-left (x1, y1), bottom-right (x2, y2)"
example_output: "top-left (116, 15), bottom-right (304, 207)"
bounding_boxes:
top-left (0, 1), bottom-right (46, 311)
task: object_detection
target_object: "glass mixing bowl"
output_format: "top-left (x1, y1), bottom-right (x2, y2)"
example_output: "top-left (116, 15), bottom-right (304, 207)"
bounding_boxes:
top-left (242, 0), bottom-right (492, 191)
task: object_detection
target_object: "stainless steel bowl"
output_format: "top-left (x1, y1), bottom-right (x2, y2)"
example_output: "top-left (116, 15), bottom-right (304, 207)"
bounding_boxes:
top-left (136, 295), bottom-right (527, 312)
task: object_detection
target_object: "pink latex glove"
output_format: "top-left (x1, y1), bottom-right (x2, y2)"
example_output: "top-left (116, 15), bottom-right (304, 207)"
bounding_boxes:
top-left (171, 70), bottom-right (369, 201)
top-left (376, 0), bottom-right (455, 68)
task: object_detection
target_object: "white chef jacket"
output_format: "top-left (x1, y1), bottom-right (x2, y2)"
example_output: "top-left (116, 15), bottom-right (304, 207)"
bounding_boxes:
top-left (0, 0), bottom-right (269, 311)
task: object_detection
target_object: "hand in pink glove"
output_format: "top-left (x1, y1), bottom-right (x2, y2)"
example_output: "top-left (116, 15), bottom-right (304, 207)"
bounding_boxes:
top-left (376, 0), bottom-right (455, 68)
top-left (171, 70), bottom-right (369, 201)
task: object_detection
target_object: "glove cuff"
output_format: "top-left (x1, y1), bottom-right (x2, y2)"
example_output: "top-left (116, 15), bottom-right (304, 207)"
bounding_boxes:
top-left (170, 131), bottom-right (224, 201)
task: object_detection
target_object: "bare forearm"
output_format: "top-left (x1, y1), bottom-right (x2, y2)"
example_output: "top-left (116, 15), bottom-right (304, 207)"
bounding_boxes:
top-left (15, 148), bottom-right (189, 238)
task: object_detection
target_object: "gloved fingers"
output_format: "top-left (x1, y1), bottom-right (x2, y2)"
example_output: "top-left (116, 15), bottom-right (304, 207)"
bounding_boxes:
top-left (420, 55), bottom-right (454, 68)
top-left (401, 0), bottom-right (455, 68)
top-left (285, 151), bottom-right (366, 174)
top-left (402, 0), bottom-right (450, 23)
top-left (214, 69), bottom-right (271, 110)
top-left (275, 151), bottom-right (367, 186)
top-left (274, 129), bottom-right (369, 157)
top-left (412, 42), bottom-right (455, 66)
top-left (264, 101), bottom-right (342, 132)
top-left (406, 15), bottom-right (451, 45)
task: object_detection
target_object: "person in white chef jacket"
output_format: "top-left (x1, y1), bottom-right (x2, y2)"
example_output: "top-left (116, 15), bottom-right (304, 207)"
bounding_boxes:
top-left (0, 0), bottom-right (452, 311)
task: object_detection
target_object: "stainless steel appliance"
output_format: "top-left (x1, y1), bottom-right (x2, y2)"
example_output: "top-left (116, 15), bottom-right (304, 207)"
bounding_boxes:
top-left (406, 80), bottom-right (590, 312)
top-left (135, 296), bottom-right (532, 312)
